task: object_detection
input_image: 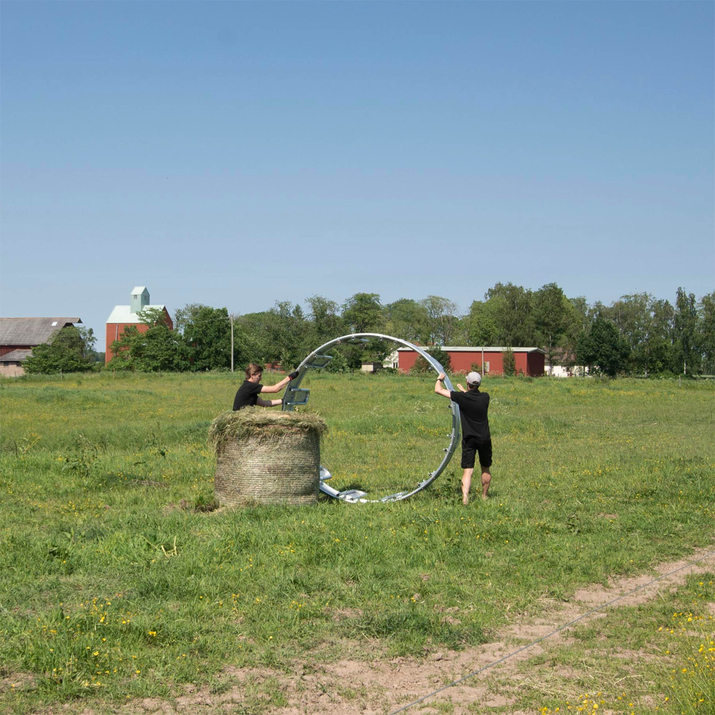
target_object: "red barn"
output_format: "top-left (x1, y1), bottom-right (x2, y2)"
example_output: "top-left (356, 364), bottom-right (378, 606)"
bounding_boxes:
top-left (397, 346), bottom-right (545, 377)
top-left (105, 287), bottom-right (173, 363)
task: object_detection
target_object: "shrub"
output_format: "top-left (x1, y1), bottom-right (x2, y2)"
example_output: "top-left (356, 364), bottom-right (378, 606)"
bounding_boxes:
top-left (410, 348), bottom-right (452, 374)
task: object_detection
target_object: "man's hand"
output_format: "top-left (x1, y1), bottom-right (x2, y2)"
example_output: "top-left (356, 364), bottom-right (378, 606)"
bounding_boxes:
top-left (457, 383), bottom-right (466, 392)
top-left (288, 370), bottom-right (300, 380)
top-left (434, 372), bottom-right (450, 398)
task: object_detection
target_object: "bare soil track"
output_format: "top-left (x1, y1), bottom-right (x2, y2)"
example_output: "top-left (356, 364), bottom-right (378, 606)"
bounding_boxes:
top-left (15, 546), bottom-right (715, 715)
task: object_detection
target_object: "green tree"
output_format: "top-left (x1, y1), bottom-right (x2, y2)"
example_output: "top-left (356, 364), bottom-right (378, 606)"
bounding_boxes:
top-left (465, 300), bottom-right (500, 346)
top-left (384, 299), bottom-right (430, 344)
top-left (560, 296), bottom-right (590, 367)
top-left (699, 292), bottom-right (715, 375)
top-left (577, 318), bottom-right (630, 377)
top-left (410, 347), bottom-right (452, 374)
top-left (107, 309), bottom-right (188, 372)
top-left (502, 347), bottom-right (516, 377)
top-left (265, 301), bottom-right (307, 370)
top-left (420, 295), bottom-right (459, 346)
top-left (180, 305), bottom-right (233, 371)
top-left (305, 295), bottom-right (344, 345)
top-left (531, 283), bottom-right (570, 368)
top-left (484, 283), bottom-right (536, 346)
top-left (673, 288), bottom-right (699, 375)
top-left (342, 293), bottom-right (385, 334)
top-left (342, 293), bottom-right (387, 366)
top-left (24, 326), bottom-right (96, 374)
top-left (233, 311), bottom-right (273, 366)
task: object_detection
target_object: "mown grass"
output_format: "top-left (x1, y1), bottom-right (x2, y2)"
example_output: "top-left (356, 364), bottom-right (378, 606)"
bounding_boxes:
top-left (0, 371), bottom-right (713, 713)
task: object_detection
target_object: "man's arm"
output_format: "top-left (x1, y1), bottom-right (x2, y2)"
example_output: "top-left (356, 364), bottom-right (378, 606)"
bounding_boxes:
top-left (257, 397), bottom-right (282, 407)
top-left (434, 372), bottom-right (452, 398)
top-left (260, 371), bottom-right (298, 394)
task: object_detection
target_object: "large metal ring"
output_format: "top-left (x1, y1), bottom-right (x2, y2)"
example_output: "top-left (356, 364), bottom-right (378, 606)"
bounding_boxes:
top-left (282, 333), bottom-right (460, 503)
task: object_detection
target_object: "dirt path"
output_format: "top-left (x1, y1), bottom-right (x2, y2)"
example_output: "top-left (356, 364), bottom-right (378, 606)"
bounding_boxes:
top-left (30, 546), bottom-right (715, 715)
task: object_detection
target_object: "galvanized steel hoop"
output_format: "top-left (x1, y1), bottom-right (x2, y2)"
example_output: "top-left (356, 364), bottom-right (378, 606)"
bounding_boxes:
top-left (282, 333), bottom-right (461, 503)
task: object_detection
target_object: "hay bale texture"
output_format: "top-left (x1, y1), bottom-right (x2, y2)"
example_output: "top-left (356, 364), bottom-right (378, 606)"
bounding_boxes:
top-left (209, 409), bottom-right (327, 507)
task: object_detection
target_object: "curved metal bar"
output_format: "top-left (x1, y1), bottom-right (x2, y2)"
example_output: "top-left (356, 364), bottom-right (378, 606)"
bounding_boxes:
top-left (282, 333), bottom-right (460, 503)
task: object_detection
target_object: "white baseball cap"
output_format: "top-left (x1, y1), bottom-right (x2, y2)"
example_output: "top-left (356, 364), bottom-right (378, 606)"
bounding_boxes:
top-left (466, 371), bottom-right (482, 386)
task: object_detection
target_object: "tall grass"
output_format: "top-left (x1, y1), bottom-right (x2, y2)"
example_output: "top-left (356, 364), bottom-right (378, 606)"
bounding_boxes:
top-left (0, 372), bottom-right (713, 712)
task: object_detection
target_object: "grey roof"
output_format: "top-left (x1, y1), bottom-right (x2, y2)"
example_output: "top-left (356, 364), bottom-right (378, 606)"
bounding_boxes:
top-left (106, 305), bottom-right (167, 324)
top-left (0, 318), bottom-right (82, 347)
top-left (397, 346), bottom-right (546, 354)
top-left (0, 349), bottom-right (33, 363)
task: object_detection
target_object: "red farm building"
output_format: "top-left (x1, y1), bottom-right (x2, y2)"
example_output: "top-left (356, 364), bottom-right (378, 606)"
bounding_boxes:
top-left (397, 346), bottom-right (545, 377)
top-left (105, 286), bottom-right (173, 363)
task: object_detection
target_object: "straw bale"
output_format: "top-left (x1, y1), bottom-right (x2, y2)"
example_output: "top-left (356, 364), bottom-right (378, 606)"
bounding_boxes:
top-left (210, 409), bottom-right (327, 507)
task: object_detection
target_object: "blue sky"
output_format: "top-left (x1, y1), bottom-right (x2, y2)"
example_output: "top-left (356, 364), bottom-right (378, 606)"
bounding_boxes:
top-left (1, 1), bottom-right (713, 351)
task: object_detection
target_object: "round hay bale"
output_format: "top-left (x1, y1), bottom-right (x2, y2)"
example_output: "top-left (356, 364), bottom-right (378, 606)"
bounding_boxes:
top-left (209, 409), bottom-right (327, 507)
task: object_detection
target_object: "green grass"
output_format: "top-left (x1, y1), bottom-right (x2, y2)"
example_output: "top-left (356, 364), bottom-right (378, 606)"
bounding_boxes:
top-left (0, 371), bottom-right (713, 713)
top-left (519, 573), bottom-right (715, 715)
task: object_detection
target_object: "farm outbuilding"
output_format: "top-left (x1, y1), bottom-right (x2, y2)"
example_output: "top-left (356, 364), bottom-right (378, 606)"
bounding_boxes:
top-left (105, 287), bottom-right (173, 363)
top-left (0, 317), bottom-right (83, 376)
top-left (397, 346), bottom-right (545, 377)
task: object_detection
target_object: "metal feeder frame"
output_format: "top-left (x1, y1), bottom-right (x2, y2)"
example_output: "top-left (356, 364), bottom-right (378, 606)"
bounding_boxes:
top-left (282, 333), bottom-right (460, 503)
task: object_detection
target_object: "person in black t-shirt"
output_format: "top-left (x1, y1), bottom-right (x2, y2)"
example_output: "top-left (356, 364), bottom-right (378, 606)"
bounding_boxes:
top-left (434, 370), bottom-right (492, 504)
top-left (232, 363), bottom-right (299, 411)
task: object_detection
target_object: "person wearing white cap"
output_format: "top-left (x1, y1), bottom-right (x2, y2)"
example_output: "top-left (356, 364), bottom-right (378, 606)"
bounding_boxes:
top-left (434, 370), bottom-right (492, 504)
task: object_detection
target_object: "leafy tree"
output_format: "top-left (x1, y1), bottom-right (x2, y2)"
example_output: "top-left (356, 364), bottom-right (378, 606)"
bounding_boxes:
top-left (24, 326), bottom-right (96, 374)
top-left (420, 295), bottom-right (459, 346)
top-left (410, 347), bottom-right (452, 374)
top-left (502, 347), bottom-right (516, 377)
top-left (577, 318), bottom-right (630, 377)
top-left (531, 283), bottom-right (570, 368)
top-left (342, 293), bottom-right (385, 334)
top-left (608, 293), bottom-right (678, 376)
top-left (384, 298), bottom-right (430, 344)
top-left (559, 296), bottom-right (590, 366)
top-left (465, 300), bottom-right (500, 346)
top-left (233, 311), bottom-right (274, 366)
top-left (180, 305), bottom-right (233, 371)
top-left (173, 303), bottom-right (203, 334)
top-left (484, 283), bottom-right (536, 346)
top-left (673, 288), bottom-right (699, 375)
top-left (138, 307), bottom-right (171, 328)
top-left (305, 295), bottom-right (344, 345)
top-left (342, 293), bottom-right (387, 365)
top-left (699, 292), bottom-right (715, 375)
top-left (107, 309), bottom-right (189, 372)
top-left (265, 301), bottom-right (307, 370)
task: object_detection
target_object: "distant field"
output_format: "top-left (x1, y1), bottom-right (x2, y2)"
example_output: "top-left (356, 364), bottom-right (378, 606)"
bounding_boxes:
top-left (0, 371), bottom-right (713, 713)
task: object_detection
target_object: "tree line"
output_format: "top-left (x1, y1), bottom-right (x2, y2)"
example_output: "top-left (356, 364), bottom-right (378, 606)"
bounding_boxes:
top-left (23, 284), bottom-right (715, 378)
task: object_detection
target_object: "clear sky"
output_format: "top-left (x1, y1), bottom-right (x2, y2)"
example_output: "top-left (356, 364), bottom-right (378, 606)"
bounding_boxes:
top-left (1, 1), bottom-right (713, 352)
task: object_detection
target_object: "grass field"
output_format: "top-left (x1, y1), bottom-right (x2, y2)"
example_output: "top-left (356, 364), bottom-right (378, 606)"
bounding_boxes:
top-left (0, 371), bottom-right (713, 714)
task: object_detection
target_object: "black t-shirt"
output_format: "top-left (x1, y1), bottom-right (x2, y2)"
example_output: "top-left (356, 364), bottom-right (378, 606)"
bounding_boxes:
top-left (450, 389), bottom-right (490, 442)
top-left (233, 380), bottom-right (262, 410)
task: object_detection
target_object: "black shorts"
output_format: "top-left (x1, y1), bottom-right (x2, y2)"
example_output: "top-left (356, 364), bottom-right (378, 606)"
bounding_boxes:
top-left (461, 437), bottom-right (492, 469)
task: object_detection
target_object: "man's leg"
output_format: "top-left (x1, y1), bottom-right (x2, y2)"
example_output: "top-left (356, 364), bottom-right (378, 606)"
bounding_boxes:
top-left (481, 468), bottom-right (491, 500)
top-left (462, 468), bottom-right (474, 505)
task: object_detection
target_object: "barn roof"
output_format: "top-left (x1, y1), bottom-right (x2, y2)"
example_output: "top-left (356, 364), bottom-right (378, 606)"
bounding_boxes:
top-left (0, 349), bottom-right (33, 363)
top-left (397, 346), bottom-right (546, 354)
top-left (0, 318), bottom-right (82, 347)
top-left (106, 305), bottom-right (168, 324)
